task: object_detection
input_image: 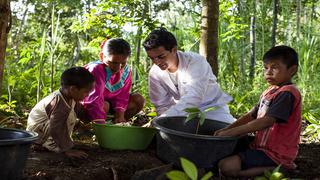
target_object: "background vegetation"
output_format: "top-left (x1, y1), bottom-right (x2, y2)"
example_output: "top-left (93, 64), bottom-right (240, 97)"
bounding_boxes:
top-left (1, 0), bottom-right (320, 141)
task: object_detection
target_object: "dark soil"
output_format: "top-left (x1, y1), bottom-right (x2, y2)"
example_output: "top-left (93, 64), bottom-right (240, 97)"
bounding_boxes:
top-left (24, 140), bottom-right (165, 180)
top-left (22, 137), bottom-right (320, 180)
top-left (2, 115), bottom-right (320, 179)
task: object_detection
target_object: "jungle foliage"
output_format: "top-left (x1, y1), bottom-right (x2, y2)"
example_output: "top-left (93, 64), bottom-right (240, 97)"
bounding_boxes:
top-left (1, 0), bottom-right (320, 141)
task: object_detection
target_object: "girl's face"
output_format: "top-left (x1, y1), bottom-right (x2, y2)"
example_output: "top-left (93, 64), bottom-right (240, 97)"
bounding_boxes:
top-left (103, 54), bottom-right (128, 73)
top-left (263, 59), bottom-right (297, 86)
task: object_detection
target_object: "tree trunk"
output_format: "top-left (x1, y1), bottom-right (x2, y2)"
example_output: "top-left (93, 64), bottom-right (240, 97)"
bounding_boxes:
top-left (70, 36), bottom-right (80, 67)
top-left (12, 0), bottom-right (29, 60)
top-left (296, 0), bottom-right (301, 42)
top-left (133, 26), bottom-right (142, 84)
top-left (311, 0), bottom-right (315, 26)
top-left (0, 0), bottom-right (11, 96)
top-left (237, 0), bottom-right (245, 77)
top-left (271, 0), bottom-right (279, 47)
top-left (249, 0), bottom-right (256, 80)
top-left (199, 0), bottom-right (219, 77)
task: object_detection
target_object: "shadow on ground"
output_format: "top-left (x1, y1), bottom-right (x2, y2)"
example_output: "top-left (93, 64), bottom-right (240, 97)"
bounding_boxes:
top-left (24, 139), bottom-right (320, 180)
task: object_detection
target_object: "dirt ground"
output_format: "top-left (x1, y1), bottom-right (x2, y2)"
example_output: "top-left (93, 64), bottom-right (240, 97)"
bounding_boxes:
top-left (2, 115), bottom-right (319, 179)
top-left (23, 136), bottom-right (320, 180)
top-left (24, 140), bottom-right (165, 180)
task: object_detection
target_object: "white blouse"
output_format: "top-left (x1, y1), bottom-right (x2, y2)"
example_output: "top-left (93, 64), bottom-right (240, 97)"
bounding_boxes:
top-left (148, 51), bottom-right (235, 123)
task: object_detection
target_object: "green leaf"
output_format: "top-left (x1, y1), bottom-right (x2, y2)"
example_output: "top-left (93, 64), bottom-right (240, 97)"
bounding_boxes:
top-left (200, 171), bottom-right (213, 180)
top-left (204, 106), bottom-right (218, 113)
top-left (185, 113), bottom-right (198, 122)
top-left (147, 112), bottom-right (157, 117)
top-left (272, 165), bottom-right (282, 173)
top-left (166, 171), bottom-right (189, 180)
top-left (184, 107), bottom-right (201, 113)
top-left (18, 57), bottom-right (31, 65)
top-left (305, 113), bottom-right (318, 124)
top-left (254, 176), bottom-right (268, 180)
top-left (199, 112), bottom-right (206, 125)
top-left (270, 172), bottom-right (284, 180)
top-left (264, 169), bottom-right (272, 178)
top-left (180, 157), bottom-right (198, 180)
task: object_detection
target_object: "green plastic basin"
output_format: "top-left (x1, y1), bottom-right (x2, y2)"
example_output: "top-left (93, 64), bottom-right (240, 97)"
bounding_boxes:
top-left (93, 123), bottom-right (157, 150)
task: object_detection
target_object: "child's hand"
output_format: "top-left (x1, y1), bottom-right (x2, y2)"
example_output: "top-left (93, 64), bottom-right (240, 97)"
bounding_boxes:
top-left (213, 128), bottom-right (227, 136)
top-left (114, 117), bottom-right (127, 124)
top-left (214, 130), bottom-right (230, 137)
top-left (64, 149), bottom-right (88, 159)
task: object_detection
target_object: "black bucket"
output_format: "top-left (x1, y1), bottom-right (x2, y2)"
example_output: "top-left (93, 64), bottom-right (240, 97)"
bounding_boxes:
top-left (152, 116), bottom-right (239, 168)
top-left (0, 128), bottom-right (38, 180)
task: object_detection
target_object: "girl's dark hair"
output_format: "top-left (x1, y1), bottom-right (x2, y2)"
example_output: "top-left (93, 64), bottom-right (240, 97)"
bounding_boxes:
top-left (102, 38), bottom-right (131, 56)
top-left (61, 67), bottom-right (95, 89)
top-left (143, 27), bottom-right (177, 51)
top-left (263, 45), bottom-right (299, 68)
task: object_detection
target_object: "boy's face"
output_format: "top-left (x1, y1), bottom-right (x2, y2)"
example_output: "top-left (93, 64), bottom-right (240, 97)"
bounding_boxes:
top-left (146, 46), bottom-right (178, 71)
top-left (263, 59), bottom-right (297, 86)
top-left (103, 54), bottom-right (128, 74)
top-left (70, 82), bottom-right (95, 101)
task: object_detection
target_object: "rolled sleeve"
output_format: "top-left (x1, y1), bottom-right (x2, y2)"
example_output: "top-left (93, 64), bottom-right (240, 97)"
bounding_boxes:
top-left (83, 64), bottom-right (107, 120)
top-left (149, 69), bottom-right (175, 115)
top-left (46, 97), bottom-right (74, 152)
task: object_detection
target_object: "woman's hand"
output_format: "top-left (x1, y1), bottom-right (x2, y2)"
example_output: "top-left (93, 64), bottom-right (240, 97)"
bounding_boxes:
top-left (114, 111), bottom-right (126, 123)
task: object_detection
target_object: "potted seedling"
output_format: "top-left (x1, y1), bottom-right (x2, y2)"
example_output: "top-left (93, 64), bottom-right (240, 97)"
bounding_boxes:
top-left (152, 106), bottom-right (239, 168)
top-left (184, 106), bottom-right (217, 134)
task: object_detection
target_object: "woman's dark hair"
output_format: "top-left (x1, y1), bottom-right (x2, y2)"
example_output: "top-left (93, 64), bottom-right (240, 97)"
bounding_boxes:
top-left (61, 67), bottom-right (95, 89)
top-left (143, 27), bottom-right (177, 51)
top-left (102, 38), bottom-right (131, 56)
top-left (263, 45), bottom-right (299, 68)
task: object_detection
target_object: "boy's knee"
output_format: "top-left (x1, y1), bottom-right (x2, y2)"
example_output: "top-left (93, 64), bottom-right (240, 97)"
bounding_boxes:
top-left (218, 156), bottom-right (241, 177)
top-left (131, 93), bottom-right (145, 108)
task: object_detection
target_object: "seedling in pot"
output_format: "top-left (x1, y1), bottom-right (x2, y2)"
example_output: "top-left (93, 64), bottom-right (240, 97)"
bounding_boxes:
top-left (184, 106), bottom-right (217, 134)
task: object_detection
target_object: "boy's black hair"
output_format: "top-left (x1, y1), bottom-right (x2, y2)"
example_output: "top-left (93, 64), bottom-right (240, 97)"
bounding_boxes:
top-left (263, 45), bottom-right (299, 68)
top-left (104, 38), bottom-right (131, 56)
top-left (143, 27), bottom-right (177, 51)
top-left (61, 67), bottom-right (95, 89)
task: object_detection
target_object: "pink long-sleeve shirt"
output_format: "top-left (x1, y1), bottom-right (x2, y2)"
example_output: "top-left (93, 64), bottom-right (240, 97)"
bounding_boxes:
top-left (82, 61), bottom-right (132, 121)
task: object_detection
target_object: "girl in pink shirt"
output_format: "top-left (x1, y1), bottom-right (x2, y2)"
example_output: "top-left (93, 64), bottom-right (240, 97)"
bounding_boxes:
top-left (82, 38), bottom-right (145, 124)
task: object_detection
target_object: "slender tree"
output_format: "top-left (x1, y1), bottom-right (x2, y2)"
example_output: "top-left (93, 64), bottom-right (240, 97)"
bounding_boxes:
top-left (249, 0), bottom-right (256, 80)
top-left (0, 0), bottom-right (11, 96)
top-left (296, 0), bottom-right (301, 42)
top-left (311, 0), bottom-right (316, 26)
top-left (199, 0), bottom-right (219, 76)
top-left (237, 0), bottom-right (245, 77)
top-left (12, 0), bottom-right (29, 60)
top-left (133, 26), bottom-right (142, 83)
top-left (271, 0), bottom-right (279, 47)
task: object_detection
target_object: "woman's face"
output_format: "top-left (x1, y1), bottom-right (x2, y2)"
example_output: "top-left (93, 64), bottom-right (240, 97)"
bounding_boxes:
top-left (103, 54), bottom-right (128, 73)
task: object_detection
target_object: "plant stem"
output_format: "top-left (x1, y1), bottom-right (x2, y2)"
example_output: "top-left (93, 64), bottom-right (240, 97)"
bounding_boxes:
top-left (195, 120), bottom-right (200, 134)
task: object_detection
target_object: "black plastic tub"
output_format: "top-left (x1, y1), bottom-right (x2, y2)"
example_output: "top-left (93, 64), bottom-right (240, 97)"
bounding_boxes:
top-left (152, 116), bottom-right (239, 168)
top-left (0, 128), bottom-right (38, 180)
